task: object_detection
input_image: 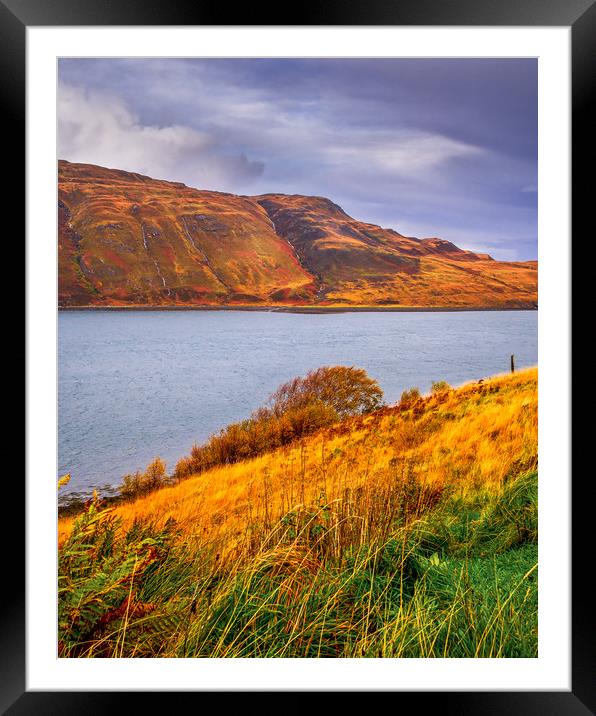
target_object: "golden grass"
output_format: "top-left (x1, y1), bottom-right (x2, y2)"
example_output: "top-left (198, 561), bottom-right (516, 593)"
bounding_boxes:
top-left (58, 368), bottom-right (537, 564)
top-left (325, 257), bottom-right (537, 308)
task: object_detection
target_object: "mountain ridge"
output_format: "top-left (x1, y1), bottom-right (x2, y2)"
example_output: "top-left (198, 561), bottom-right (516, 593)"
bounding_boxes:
top-left (58, 160), bottom-right (537, 308)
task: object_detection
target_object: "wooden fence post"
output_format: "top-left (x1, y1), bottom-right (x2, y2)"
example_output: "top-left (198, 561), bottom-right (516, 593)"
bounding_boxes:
top-left (511, 354), bottom-right (515, 373)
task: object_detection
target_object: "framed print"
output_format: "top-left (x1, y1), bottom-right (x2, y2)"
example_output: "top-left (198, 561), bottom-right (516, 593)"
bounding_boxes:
top-left (11, 0), bottom-right (589, 711)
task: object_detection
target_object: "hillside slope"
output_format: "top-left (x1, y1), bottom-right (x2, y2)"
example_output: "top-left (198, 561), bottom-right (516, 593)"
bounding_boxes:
top-left (58, 369), bottom-right (538, 658)
top-left (58, 161), bottom-right (537, 308)
top-left (59, 368), bottom-right (537, 550)
top-left (58, 161), bottom-right (315, 306)
top-left (256, 194), bottom-right (537, 307)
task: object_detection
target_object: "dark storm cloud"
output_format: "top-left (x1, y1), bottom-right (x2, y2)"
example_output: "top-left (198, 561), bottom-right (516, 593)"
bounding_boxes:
top-left (58, 58), bottom-right (537, 260)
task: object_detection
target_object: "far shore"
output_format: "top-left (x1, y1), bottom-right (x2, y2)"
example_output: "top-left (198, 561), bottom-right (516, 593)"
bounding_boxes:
top-left (59, 304), bottom-right (538, 314)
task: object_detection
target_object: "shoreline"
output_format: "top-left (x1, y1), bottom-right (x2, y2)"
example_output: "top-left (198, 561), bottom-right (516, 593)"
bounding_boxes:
top-left (58, 366), bottom-right (538, 518)
top-left (58, 364), bottom-right (538, 515)
top-left (59, 304), bottom-right (538, 314)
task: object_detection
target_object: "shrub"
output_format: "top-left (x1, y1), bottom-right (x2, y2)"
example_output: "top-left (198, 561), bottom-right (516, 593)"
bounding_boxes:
top-left (400, 387), bottom-right (421, 406)
top-left (269, 366), bottom-right (384, 419)
top-left (431, 380), bottom-right (451, 394)
top-left (121, 470), bottom-right (144, 498)
top-left (175, 366), bottom-right (383, 479)
top-left (121, 457), bottom-right (168, 498)
top-left (143, 457), bottom-right (167, 491)
top-left (175, 401), bottom-right (339, 479)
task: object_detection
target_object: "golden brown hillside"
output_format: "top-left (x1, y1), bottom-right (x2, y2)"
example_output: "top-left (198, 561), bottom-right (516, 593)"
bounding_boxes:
top-left (58, 161), bottom-right (537, 308)
top-left (58, 161), bottom-right (315, 306)
top-left (257, 194), bottom-right (537, 307)
top-left (58, 368), bottom-right (538, 558)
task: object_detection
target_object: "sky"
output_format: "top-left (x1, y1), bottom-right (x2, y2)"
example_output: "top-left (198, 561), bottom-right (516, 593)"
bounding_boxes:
top-left (58, 58), bottom-right (537, 261)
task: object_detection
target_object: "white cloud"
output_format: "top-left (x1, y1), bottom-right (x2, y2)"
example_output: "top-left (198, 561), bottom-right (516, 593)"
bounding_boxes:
top-left (141, 73), bottom-right (483, 180)
top-left (58, 84), bottom-right (264, 188)
top-left (323, 132), bottom-right (482, 176)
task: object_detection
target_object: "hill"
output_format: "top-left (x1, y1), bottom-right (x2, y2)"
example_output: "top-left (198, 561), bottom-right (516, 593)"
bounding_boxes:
top-left (58, 161), bottom-right (537, 308)
top-left (58, 368), bottom-right (538, 658)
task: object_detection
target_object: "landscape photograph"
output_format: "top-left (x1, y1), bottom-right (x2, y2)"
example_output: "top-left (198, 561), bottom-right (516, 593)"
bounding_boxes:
top-left (57, 58), bottom-right (538, 659)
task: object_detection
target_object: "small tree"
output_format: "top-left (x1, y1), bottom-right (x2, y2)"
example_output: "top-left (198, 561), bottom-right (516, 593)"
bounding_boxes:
top-left (121, 470), bottom-right (144, 498)
top-left (268, 366), bottom-right (384, 419)
top-left (142, 457), bottom-right (167, 492)
top-left (120, 457), bottom-right (167, 499)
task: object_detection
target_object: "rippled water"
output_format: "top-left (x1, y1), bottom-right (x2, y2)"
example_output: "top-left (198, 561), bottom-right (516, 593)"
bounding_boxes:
top-left (58, 310), bottom-right (537, 499)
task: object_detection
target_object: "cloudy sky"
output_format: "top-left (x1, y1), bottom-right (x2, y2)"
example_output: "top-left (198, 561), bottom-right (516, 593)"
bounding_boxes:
top-left (58, 59), bottom-right (537, 261)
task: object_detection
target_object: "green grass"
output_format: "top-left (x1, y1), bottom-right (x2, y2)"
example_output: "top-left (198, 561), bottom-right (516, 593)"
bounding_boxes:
top-left (58, 470), bottom-right (538, 658)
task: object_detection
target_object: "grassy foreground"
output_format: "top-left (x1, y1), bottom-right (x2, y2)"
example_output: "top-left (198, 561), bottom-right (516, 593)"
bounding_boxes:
top-left (58, 368), bottom-right (538, 658)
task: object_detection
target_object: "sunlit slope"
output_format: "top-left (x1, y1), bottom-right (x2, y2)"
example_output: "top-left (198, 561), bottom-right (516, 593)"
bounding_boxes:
top-left (58, 368), bottom-right (537, 553)
top-left (58, 161), bottom-right (537, 308)
top-left (257, 194), bottom-right (538, 307)
top-left (58, 161), bottom-right (316, 306)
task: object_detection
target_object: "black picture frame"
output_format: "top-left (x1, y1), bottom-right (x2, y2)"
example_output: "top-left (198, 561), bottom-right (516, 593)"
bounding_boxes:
top-left (11, 0), bottom-right (589, 711)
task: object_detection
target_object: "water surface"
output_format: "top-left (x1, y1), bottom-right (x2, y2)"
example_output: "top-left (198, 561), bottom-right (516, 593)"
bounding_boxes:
top-left (59, 310), bottom-right (537, 499)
